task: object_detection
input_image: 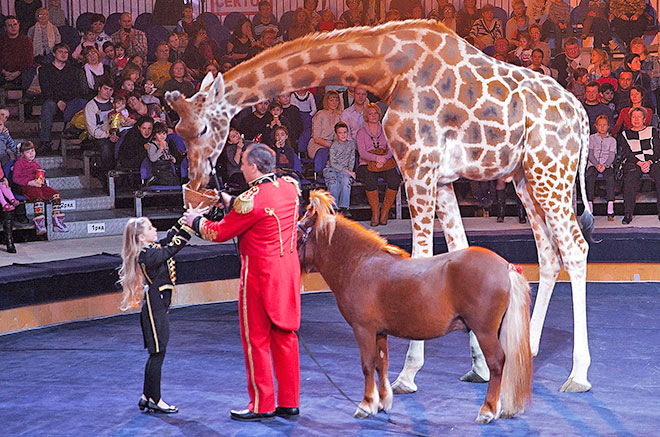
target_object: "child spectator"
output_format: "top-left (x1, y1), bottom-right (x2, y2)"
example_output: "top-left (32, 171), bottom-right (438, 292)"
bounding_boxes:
top-left (72, 28), bottom-right (98, 62)
top-left (115, 77), bottom-right (135, 100)
top-left (596, 61), bottom-right (618, 91)
top-left (142, 80), bottom-right (160, 105)
top-left (102, 41), bottom-right (115, 67)
top-left (318, 9), bottom-right (336, 31)
top-left (12, 141), bottom-right (69, 234)
top-left (513, 31), bottom-right (533, 67)
top-left (147, 122), bottom-right (179, 186)
top-left (0, 111), bottom-right (17, 166)
top-left (118, 216), bottom-right (192, 415)
top-left (322, 121), bottom-right (356, 217)
top-left (263, 101), bottom-right (291, 147)
top-left (272, 125), bottom-right (296, 173)
top-left (529, 48), bottom-right (552, 75)
top-left (108, 95), bottom-right (135, 134)
top-left (113, 44), bottom-right (129, 72)
top-left (568, 67), bottom-right (589, 102)
top-left (0, 158), bottom-right (20, 212)
top-left (599, 82), bottom-right (616, 112)
top-left (587, 48), bottom-right (608, 80)
top-left (586, 115), bottom-right (616, 220)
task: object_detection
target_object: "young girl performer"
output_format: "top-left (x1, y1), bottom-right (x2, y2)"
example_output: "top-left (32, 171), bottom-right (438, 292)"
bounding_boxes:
top-left (118, 217), bottom-right (193, 414)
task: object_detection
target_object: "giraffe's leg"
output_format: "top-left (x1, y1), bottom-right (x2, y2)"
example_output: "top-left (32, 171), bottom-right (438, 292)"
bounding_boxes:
top-left (391, 180), bottom-right (436, 394)
top-left (514, 176), bottom-right (562, 357)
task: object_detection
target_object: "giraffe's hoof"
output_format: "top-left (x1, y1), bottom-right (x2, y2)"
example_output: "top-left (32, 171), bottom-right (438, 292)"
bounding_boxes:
top-left (560, 377), bottom-right (591, 393)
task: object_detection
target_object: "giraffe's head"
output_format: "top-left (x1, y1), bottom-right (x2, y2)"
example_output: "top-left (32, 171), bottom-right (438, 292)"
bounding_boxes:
top-left (165, 72), bottom-right (235, 190)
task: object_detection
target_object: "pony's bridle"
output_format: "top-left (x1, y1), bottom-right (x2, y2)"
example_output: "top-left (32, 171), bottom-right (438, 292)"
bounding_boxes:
top-left (297, 220), bottom-right (313, 273)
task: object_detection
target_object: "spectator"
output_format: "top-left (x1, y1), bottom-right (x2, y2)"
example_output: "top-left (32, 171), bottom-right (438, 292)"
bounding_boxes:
top-left (583, 81), bottom-right (613, 134)
top-left (0, 108), bottom-right (17, 166)
top-left (38, 43), bottom-right (87, 152)
top-left (84, 78), bottom-right (117, 187)
top-left (167, 32), bottom-right (183, 63)
top-left (217, 126), bottom-right (247, 190)
top-left (288, 8), bottom-right (315, 40)
top-left (341, 86), bottom-right (368, 140)
top-left (113, 43), bottom-right (129, 72)
top-left (117, 115), bottom-right (152, 170)
top-left (71, 28), bottom-right (99, 62)
top-left (90, 14), bottom-right (111, 48)
top-left (586, 48), bottom-right (608, 80)
top-left (272, 125), bottom-right (296, 172)
top-left (277, 92), bottom-right (303, 150)
top-left (239, 101), bottom-right (270, 141)
top-left (619, 107), bottom-right (660, 224)
top-left (624, 53), bottom-right (652, 107)
top-left (146, 42), bottom-right (172, 97)
top-left (528, 0), bottom-right (549, 25)
top-left (323, 121), bottom-right (355, 216)
top-left (389, 0), bottom-right (417, 19)
top-left (567, 67), bottom-right (588, 102)
top-left (142, 79), bottom-right (161, 105)
top-left (586, 114), bottom-right (616, 220)
top-left (47, 0), bottom-right (66, 27)
top-left (252, 1), bottom-right (281, 38)
top-left (614, 70), bottom-right (634, 115)
top-left (318, 9), bottom-right (336, 31)
top-left (12, 140), bottom-right (69, 233)
top-left (427, 0), bottom-right (448, 21)
top-left (114, 77), bottom-right (134, 99)
top-left (128, 54), bottom-right (146, 73)
top-left (291, 89), bottom-right (317, 152)
top-left (356, 103), bottom-right (401, 226)
top-left (611, 86), bottom-right (653, 138)
top-left (468, 4), bottom-right (503, 50)
top-left (146, 121), bottom-right (179, 186)
top-left (630, 37), bottom-right (660, 110)
top-left (152, 0), bottom-right (186, 27)
top-left (529, 24), bottom-right (551, 66)
top-left (0, 136), bottom-right (19, 213)
top-left (493, 37), bottom-right (515, 64)
top-left (27, 8), bottom-right (61, 61)
top-left (302, 0), bottom-right (321, 28)
top-left (596, 60), bottom-right (617, 90)
top-left (102, 42), bottom-right (115, 66)
top-left (609, 0), bottom-right (650, 50)
top-left (456, 0), bottom-right (479, 38)
top-left (580, 0), bottom-right (610, 51)
top-left (550, 37), bottom-right (590, 88)
top-left (410, 3), bottom-right (425, 19)
top-left (108, 94), bottom-right (135, 133)
top-left (127, 92), bottom-right (166, 122)
top-left (307, 90), bottom-right (342, 159)
top-left (184, 23), bottom-right (223, 77)
top-left (111, 13), bottom-right (147, 59)
top-left (195, 61), bottom-right (219, 91)
top-left (334, 18), bottom-right (348, 30)
top-left (247, 27), bottom-right (277, 59)
top-left (120, 62), bottom-right (144, 89)
top-left (599, 82), bottom-right (616, 112)
top-left (219, 55), bottom-right (234, 73)
top-left (176, 3), bottom-right (195, 36)
top-left (0, 16), bottom-right (36, 91)
top-left (438, 3), bottom-right (458, 33)
top-left (340, 0), bottom-right (366, 27)
top-left (506, 0), bottom-right (530, 47)
top-left (14, 0), bottom-right (41, 35)
top-left (82, 46), bottom-right (111, 98)
top-left (542, 0), bottom-right (572, 49)
top-left (162, 60), bottom-right (194, 97)
top-left (529, 48), bottom-right (552, 75)
top-left (262, 100), bottom-right (291, 147)
top-left (512, 32), bottom-right (533, 66)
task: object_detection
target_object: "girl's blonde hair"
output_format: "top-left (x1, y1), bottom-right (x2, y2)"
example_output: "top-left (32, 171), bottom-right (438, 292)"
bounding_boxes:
top-left (118, 217), bottom-right (149, 311)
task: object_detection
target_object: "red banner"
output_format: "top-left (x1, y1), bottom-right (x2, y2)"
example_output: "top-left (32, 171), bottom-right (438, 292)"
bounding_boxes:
top-left (208, 0), bottom-right (260, 16)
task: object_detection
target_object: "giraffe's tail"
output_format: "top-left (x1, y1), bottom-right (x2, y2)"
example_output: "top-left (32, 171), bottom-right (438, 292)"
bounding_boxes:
top-left (577, 108), bottom-right (599, 245)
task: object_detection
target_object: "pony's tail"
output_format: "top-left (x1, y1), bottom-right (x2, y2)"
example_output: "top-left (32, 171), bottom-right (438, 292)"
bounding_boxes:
top-left (499, 265), bottom-right (533, 418)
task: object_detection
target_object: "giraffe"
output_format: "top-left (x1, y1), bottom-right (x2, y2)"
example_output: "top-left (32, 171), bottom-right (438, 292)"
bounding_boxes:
top-left (166, 20), bottom-right (594, 398)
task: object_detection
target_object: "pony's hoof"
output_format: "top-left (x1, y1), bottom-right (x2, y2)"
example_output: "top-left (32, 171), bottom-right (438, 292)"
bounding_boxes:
top-left (378, 397), bottom-right (393, 413)
top-left (560, 377), bottom-right (591, 393)
top-left (391, 377), bottom-right (417, 394)
top-left (460, 370), bottom-right (489, 383)
top-left (353, 406), bottom-right (371, 419)
top-left (475, 412), bottom-right (495, 424)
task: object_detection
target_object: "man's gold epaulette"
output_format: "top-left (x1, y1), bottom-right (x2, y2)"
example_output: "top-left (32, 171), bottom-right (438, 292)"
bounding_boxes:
top-left (281, 175), bottom-right (301, 196)
top-left (234, 186), bottom-right (259, 214)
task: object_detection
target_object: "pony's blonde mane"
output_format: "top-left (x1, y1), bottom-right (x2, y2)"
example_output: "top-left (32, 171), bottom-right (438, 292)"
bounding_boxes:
top-left (307, 190), bottom-right (410, 258)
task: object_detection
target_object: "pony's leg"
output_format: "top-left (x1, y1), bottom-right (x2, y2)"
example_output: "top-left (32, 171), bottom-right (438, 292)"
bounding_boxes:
top-left (472, 330), bottom-right (505, 424)
top-left (353, 327), bottom-right (380, 418)
top-left (376, 334), bottom-right (393, 413)
top-left (514, 176), bottom-right (562, 356)
top-left (391, 179), bottom-right (438, 394)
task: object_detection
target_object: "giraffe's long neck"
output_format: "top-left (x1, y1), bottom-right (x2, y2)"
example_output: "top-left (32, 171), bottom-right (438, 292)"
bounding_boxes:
top-left (222, 21), bottom-right (451, 110)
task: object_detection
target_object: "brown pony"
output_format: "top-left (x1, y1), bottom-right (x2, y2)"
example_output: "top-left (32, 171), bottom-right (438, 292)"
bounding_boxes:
top-left (298, 190), bottom-right (532, 423)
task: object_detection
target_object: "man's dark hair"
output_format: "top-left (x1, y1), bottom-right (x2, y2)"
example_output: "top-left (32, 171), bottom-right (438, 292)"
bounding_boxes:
top-left (600, 82), bottom-right (615, 94)
top-left (585, 81), bottom-right (600, 90)
top-left (136, 115), bottom-right (154, 127)
top-left (102, 41), bottom-right (115, 51)
top-left (53, 42), bottom-right (69, 53)
top-left (90, 13), bottom-right (106, 25)
top-left (244, 143), bottom-right (275, 174)
top-left (96, 77), bottom-right (114, 91)
top-left (334, 121), bottom-right (348, 132)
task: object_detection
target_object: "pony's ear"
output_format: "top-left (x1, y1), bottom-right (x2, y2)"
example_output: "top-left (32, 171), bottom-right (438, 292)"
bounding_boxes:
top-left (199, 71), bottom-right (215, 93)
top-left (209, 73), bottom-right (226, 102)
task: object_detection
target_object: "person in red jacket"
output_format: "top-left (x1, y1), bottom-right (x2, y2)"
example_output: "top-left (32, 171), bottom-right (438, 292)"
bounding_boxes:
top-left (183, 143), bottom-right (301, 422)
top-left (0, 16), bottom-right (36, 91)
top-left (12, 141), bottom-right (68, 234)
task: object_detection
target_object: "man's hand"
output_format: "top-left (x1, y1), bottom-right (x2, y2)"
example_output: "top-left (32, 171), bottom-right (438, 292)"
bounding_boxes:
top-left (220, 191), bottom-right (232, 209)
top-left (109, 133), bottom-right (119, 143)
top-left (57, 101), bottom-right (66, 112)
top-left (596, 164), bottom-right (605, 173)
top-left (183, 203), bottom-right (210, 227)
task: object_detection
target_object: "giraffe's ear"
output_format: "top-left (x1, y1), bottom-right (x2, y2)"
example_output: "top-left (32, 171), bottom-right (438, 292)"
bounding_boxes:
top-left (199, 72), bottom-right (215, 93)
top-left (209, 73), bottom-right (226, 102)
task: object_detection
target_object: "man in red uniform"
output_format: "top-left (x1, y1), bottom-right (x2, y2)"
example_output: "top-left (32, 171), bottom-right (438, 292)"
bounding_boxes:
top-left (183, 143), bottom-right (301, 422)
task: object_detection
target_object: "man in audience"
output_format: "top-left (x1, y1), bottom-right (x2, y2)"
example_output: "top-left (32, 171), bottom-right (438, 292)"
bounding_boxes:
top-left (146, 42), bottom-right (172, 97)
top-left (38, 43), bottom-right (87, 152)
top-left (278, 92), bottom-right (303, 148)
top-left (583, 81), bottom-right (613, 134)
top-left (341, 86), bottom-right (368, 140)
top-left (239, 101), bottom-right (271, 142)
top-left (0, 16), bottom-right (36, 91)
top-left (550, 37), bottom-right (590, 88)
top-left (252, 1), bottom-right (280, 39)
top-left (614, 70), bottom-right (634, 116)
top-left (84, 78), bottom-right (118, 188)
top-left (111, 13), bottom-right (147, 59)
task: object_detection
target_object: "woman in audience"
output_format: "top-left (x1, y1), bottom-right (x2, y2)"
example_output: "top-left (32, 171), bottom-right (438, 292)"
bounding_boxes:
top-left (120, 62), bottom-right (144, 91)
top-left (82, 46), bottom-right (111, 98)
top-left (72, 28), bottom-right (98, 62)
top-left (117, 115), bottom-right (153, 171)
top-left (356, 103), bottom-right (401, 227)
top-left (610, 86), bottom-right (653, 138)
top-left (27, 8), bottom-right (61, 63)
top-left (288, 8), bottom-right (315, 40)
top-left (184, 24), bottom-right (222, 78)
top-left (128, 94), bottom-right (166, 125)
top-left (307, 90), bottom-right (342, 159)
top-left (340, 0), bottom-right (366, 27)
top-left (217, 126), bottom-right (248, 191)
top-left (630, 37), bottom-right (660, 110)
top-left (227, 18), bottom-right (257, 64)
top-left (456, 0), bottom-right (479, 38)
top-left (162, 61), bottom-right (195, 98)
